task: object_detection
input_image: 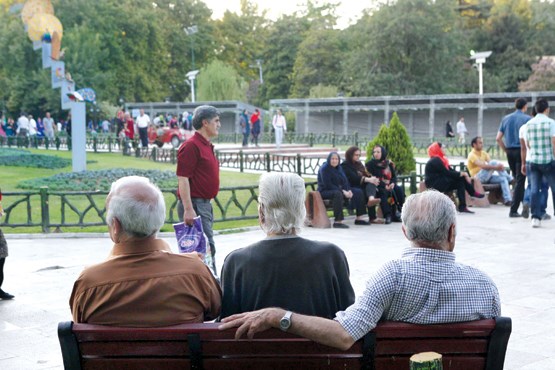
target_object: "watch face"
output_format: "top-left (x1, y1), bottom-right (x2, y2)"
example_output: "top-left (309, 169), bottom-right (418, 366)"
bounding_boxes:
top-left (280, 317), bottom-right (291, 331)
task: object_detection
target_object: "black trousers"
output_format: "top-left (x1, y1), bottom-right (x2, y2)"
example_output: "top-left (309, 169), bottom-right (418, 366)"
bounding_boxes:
top-left (507, 148), bottom-right (525, 214)
top-left (0, 258), bottom-right (5, 290)
top-left (138, 127), bottom-right (148, 147)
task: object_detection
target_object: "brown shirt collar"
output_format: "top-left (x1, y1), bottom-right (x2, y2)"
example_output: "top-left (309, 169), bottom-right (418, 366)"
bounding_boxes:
top-left (111, 238), bottom-right (172, 256)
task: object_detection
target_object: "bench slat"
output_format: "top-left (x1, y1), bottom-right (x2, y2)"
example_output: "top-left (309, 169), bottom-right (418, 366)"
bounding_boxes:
top-left (203, 358), bottom-right (363, 369)
top-left (79, 339), bottom-right (365, 357)
top-left (376, 338), bottom-right (488, 355)
top-left (82, 358), bottom-right (191, 370)
top-left (373, 319), bottom-right (495, 338)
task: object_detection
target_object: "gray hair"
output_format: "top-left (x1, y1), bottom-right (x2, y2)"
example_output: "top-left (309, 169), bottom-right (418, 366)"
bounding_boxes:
top-left (258, 172), bottom-right (306, 235)
top-left (401, 190), bottom-right (456, 247)
top-left (106, 176), bottom-right (166, 238)
top-left (192, 105), bottom-right (220, 130)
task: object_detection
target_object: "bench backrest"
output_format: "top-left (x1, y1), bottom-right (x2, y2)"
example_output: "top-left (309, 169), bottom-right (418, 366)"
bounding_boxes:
top-left (58, 317), bottom-right (511, 370)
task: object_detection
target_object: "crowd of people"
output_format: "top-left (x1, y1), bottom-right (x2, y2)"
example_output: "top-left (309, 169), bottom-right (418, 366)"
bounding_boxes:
top-left (0, 112), bottom-right (69, 141)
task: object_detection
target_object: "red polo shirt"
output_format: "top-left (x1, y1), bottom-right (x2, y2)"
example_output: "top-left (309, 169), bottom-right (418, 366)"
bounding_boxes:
top-left (176, 132), bottom-right (219, 199)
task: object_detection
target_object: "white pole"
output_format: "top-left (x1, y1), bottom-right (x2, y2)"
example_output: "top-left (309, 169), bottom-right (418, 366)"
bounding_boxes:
top-left (190, 76), bottom-right (196, 103)
top-left (478, 62), bottom-right (483, 95)
top-left (70, 101), bottom-right (87, 172)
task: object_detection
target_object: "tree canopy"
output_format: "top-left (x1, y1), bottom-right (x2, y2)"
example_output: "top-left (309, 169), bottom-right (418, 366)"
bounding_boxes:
top-left (0, 0), bottom-right (553, 120)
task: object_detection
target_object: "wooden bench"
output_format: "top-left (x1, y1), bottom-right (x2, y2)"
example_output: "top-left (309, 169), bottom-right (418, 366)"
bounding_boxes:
top-left (418, 179), bottom-right (500, 208)
top-left (305, 191), bottom-right (358, 228)
top-left (58, 317), bottom-right (511, 370)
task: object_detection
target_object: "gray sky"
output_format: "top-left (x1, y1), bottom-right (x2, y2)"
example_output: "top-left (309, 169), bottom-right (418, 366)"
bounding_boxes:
top-left (202, 0), bottom-right (372, 29)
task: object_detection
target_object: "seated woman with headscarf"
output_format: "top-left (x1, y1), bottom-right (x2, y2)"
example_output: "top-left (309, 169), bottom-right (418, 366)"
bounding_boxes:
top-left (365, 145), bottom-right (405, 224)
top-left (318, 152), bottom-right (369, 228)
top-left (425, 142), bottom-right (484, 214)
top-left (341, 146), bottom-right (381, 212)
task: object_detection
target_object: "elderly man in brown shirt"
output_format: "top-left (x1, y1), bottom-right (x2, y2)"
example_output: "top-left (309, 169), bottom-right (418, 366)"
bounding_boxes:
top-left (69, 176), bottom-right (221, 327)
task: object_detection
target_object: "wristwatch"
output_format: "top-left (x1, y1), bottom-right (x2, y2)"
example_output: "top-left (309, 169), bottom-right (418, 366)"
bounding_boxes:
top-left (279, 311), bottom-right (293, 332)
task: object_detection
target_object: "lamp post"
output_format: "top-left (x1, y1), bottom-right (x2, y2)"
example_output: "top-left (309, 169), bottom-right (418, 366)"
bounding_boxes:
top-left (186, 70), bottom-right (200, 103)
top-left (184, 25), bottom-right (198, 70)
top-left (249, 59), bottom-right (264, 84)
top-left (469, 50), bottom-right (492, 95)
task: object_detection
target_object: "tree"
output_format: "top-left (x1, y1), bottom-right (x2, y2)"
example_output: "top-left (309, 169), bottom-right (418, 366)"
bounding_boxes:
top-left (367, 112), bottom-right (415, 175)
top-left (212, 0), bottom-right (268, 84)
top-left (290, 28), bottom-right (342, 97)
top-left (196, 60), bottom-right (246, 101)
top-left (309, 84), bottom-right (338, 98)
top-left (341, 0), bottom-right (468, 96)
top-left (519, 57), bottom-right (555, 92)
top-left (256, 14), bottom-right (309, 105)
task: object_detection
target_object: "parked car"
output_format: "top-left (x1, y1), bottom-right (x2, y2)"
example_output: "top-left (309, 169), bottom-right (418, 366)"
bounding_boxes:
top-left (148, 126), bottom-right (193, 148)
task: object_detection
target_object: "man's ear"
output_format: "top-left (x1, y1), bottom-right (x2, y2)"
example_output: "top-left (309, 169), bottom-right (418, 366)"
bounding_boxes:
top-left (447, 224), bottom-right (456, 250)
top-left (258, 205), bottom-right (265, 224)
top-left (401, 225), bottom-right (408, 240)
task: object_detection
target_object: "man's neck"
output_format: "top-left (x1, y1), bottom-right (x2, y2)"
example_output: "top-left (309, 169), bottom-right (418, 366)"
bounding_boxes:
top-left (197, 129), bottom-right (212, 141)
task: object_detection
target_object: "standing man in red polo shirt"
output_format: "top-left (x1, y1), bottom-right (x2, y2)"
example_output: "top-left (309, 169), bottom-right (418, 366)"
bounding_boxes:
top-left (177, 105), bottom-right (221, 267)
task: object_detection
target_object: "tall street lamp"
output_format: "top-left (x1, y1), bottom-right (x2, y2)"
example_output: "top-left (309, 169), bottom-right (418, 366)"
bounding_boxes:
top-left (470, 50), bottom-right (492, 95)
top-left (186, 70), bottom-right (200, 103)
top-left (184, 25), bottom-right (198, 70)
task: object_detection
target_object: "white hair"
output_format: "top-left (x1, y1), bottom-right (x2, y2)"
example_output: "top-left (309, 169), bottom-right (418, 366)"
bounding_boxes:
top-left (401, 190), bottom-right (456, 247)
top-left (105, 176), bottom-right (166, 238)
top-left (258, 172), bottom-right (306, 235)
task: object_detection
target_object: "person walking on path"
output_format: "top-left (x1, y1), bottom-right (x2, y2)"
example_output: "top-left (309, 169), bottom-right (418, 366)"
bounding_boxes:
top-left (250, 109), bottom-right (261, 147)
top-left (456, 117), bottom-right (468, 144)
top-left (135, 109), bottom-right (151, 148)
top-left (496, 98), bottom-right (531, 218)
top-left (240, 109), bottom-right (250, 147)
top-left (177, 105), bottom-right (221, 269)
top-left (272, 109), bottom-right (287, 149)
top-left (521, 98), bottom-right (555, 228)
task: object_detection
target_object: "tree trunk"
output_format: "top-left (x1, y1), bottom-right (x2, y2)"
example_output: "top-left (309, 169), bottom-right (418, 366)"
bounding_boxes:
top-left (409, 352), bottom-right (443, 370)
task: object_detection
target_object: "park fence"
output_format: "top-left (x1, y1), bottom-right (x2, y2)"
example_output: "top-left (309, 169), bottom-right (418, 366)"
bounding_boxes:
top-left (0, 175), bottom-right (426, 232)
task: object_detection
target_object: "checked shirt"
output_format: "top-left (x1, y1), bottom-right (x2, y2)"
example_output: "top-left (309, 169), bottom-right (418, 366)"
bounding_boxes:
top-left (524, 113), bottom-right (555, 165)
top-left (335, 247), bottom-right (501, 341)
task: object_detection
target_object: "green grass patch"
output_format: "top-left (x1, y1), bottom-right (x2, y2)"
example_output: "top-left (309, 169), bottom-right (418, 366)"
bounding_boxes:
top-left (0, 148), bottom-right (72, 169)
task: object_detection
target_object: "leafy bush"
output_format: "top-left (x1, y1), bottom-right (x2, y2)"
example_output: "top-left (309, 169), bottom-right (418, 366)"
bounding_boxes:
top-left (366, 112), bottom-right (416, 175)
top-left (17, 169), bottom-right (178, 191)
top-left (0, 148), bottom-right (71, 169)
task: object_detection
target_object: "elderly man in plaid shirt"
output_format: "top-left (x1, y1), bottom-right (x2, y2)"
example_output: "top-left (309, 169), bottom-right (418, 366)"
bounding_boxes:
top-left (521, 98), bottom-right (555, 228)
top-left (219, 190), bottom-right (501, 350)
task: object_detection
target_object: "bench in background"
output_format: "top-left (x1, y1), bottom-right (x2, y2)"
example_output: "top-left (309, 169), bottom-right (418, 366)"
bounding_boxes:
top-left (58, 317), bottom-right (511, 370)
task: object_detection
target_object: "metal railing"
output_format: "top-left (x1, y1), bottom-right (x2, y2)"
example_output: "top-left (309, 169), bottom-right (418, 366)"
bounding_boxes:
top-left (0, 176), bottom-right (421, 232)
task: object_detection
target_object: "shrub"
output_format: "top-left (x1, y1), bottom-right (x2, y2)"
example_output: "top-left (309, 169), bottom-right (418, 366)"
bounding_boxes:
top-left (17, 169), bottom-right (178, 191)
top-left (0, 148), bottom-right (71, 169)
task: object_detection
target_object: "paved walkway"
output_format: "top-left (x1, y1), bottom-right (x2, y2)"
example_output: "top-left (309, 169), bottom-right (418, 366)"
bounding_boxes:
top-left (1, 201), bottom-right (554, 369)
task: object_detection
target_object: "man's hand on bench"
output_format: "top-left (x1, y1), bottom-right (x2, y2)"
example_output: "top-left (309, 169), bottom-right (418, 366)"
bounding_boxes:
top-left (219, 308), bottom-right (283, 339)
top-left (219, 308), bottom-right (356, 351)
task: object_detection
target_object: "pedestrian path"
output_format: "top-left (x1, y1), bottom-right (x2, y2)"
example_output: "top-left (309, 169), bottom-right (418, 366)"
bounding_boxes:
top-left (0, 201), bottom-right (554, 369)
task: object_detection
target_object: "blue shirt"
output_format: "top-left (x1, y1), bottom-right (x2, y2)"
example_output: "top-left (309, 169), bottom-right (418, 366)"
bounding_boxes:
top-left (334, 247), bottom-right (501, 341)
top-left (499, 110), bottom-right (531, 149)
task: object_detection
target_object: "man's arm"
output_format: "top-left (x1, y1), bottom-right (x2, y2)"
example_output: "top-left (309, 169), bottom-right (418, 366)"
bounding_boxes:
top-left (552, 136), bottom-right (555, 159)
top-left (471, 157), bottom-right (504, 171)
top-left (219, 308), bottom-right (356, 351)
top-left (495, 131), bottom-right (507, 153)
top-left (520, 138), bottom-right (527, 176)
top-left (178, 176), bottom-right (196, 225)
